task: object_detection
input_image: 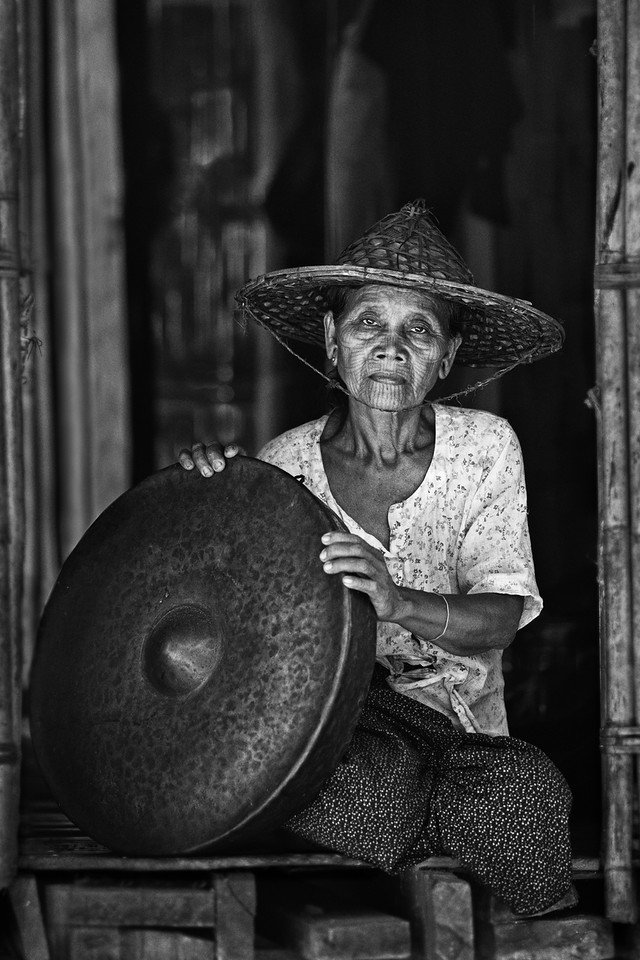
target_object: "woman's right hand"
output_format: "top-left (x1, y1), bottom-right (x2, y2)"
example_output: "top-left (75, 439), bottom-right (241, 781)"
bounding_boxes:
top-left (177, 441), bottom-right (241, 477)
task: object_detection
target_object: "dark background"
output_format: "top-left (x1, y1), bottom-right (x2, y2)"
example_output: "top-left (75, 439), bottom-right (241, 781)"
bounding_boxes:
top-left (115, 0), bottom-right (599, 852)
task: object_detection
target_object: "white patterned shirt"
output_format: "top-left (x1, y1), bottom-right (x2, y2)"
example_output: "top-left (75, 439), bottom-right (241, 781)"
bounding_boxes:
top-left (258, 404), bottom-right (542, 736)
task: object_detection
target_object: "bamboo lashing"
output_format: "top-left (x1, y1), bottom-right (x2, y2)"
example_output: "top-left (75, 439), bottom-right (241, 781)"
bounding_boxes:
top-left (0, 0), bottom-right (24, 890)
top-left (601, 726), bottom-right (640, 753)
top-left (595, 0), bottom-right (637, 923)
top-left (595, 262), bottom-right (640, 288)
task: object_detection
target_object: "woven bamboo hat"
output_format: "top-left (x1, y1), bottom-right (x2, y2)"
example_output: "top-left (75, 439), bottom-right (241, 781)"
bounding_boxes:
top-left (236, 200), bottom-right (564, 368)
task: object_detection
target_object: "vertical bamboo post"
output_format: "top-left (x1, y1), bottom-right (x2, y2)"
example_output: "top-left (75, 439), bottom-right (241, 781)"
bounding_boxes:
top-left (47, 0), bottom-right (130, 558)
top-left (624, 0), bottom-right (640, 924)
top-left (19, 0), bottom-right (58, 681)
top-left (48, 0), bottom-right (92, 555)
top-left (626, 0), bottom-right (640, 730)
top-left (73, 0), bottom-right (130, 516)
top-left (595, 0), bottom-right (637, 922)
top-left (0, 0), bottom-right (24, 890)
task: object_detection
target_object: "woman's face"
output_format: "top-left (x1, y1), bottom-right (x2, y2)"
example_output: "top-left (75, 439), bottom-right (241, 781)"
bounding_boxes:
top-left (324, 285), bottom-right (461, 411)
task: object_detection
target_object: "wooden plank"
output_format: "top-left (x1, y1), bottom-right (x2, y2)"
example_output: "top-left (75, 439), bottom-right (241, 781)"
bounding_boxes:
top-left (485, 915), bottom-right (614, 960)
top-left (17, 832), bottom-right (606, 876)
top-left (44, 883), bottom-right (73, 960)
top-left (18, 834), bottom-right (368, 871)
top-left (45, 883), bottom-right (215, 928)
top-left (255, 952), bottom-right (300, 960)
top-left (214, 872), bottom-right (256, 960)
top-left (259, 877), bottom-right (410, 960)
top-left (68, 928), bottom-right (121, 960)
top-left (403, 867), bottom-right (474, 960)
top-left (121, 929), bottom-right (213, 960)
top-left (572, 859), bottom-right (604, 878)
top-left (264, 910), bottom-right (409, 960)
top-left (479, 884), bottom-right (578, 926)
top-left (9, 874), bottom-right (52, 960)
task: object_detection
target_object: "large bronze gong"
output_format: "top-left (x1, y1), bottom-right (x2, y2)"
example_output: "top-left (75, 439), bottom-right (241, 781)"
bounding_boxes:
top-left (30, 458), bottom-right (376, 855)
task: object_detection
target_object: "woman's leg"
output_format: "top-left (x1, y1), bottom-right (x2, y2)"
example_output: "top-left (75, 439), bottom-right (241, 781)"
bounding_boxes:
top-left (423, 735), bottom-right (573, 915)
top-left (285, 681), bottom-right (441, 871)
top-left (285, 676), bottom-right (573, 915)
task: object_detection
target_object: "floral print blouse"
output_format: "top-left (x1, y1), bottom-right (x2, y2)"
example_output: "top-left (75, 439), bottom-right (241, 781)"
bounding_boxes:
top-left (257, 404), bottom-right (542, 737)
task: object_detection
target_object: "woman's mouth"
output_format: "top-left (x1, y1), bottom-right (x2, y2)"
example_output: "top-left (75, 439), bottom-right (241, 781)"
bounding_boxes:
top-left (369, 372), bottom-right (405, 384)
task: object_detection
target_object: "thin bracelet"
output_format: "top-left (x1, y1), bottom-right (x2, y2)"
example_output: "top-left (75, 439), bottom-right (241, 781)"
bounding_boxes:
top-left (428, 594), bottom-right (450, 642)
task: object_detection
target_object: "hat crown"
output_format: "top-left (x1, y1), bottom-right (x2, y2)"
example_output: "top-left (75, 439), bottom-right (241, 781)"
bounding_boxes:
top-left (336, 200), bottom-right (474, 286)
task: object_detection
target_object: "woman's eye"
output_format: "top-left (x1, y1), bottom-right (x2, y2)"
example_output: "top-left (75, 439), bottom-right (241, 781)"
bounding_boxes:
top-left (360, 315), bottom-right (378, 327)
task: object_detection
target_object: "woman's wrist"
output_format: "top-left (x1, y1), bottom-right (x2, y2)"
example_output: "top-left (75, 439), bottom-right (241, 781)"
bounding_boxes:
top-left (388, 586), bottom-right (416, 626)
top-left (391, 587), bottom-right (448, 639)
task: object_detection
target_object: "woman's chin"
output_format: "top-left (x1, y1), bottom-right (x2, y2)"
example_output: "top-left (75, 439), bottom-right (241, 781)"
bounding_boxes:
top-left (349, 382), bottom-right (426, 412)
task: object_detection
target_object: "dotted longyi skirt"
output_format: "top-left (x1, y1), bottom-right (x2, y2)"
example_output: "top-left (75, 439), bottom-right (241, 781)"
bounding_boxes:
top-left (285, 667), bottom-right (573, 915)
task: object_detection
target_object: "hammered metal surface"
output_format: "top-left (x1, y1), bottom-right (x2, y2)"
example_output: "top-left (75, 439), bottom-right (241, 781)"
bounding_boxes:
top-left (30, 459), bottom-right (376, 855)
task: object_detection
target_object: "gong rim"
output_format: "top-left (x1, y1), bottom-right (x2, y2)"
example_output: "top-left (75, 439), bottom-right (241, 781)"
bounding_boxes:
top-left (30, 459), bottom-right (376, 855)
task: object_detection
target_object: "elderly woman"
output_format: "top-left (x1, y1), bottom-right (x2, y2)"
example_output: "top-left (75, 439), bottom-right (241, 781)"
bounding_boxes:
top-left (180, 202), bottom-right (572, 915)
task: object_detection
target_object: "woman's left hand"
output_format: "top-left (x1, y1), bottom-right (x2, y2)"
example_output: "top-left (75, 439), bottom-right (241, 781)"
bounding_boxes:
top-left (319, 531), bottom-right (404, 622)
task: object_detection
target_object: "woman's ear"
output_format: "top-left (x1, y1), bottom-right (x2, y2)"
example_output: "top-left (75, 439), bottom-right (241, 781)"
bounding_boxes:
top-left (324, 311), bottom-right (337, 363)
top-left (438, 333), bottom-right (463, 380)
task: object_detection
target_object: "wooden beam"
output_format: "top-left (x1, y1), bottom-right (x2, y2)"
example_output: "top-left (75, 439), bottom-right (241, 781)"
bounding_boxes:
top-left (9, 876), bottom-right (51, 960)
top-left (403, 867), bottom-right (474, 960)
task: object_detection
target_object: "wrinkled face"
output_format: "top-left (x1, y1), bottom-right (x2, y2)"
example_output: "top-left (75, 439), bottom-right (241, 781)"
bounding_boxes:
top-left (324, 285), bottom-right (461, 411)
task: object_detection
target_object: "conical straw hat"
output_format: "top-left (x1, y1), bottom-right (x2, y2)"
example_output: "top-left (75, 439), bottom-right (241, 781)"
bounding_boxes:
top-left (236, 200), bottom-right (564, 368)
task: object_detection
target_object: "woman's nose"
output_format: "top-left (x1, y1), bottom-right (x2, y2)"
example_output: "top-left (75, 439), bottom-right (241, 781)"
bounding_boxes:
top-left (374, 336), bottom-right (406, 361)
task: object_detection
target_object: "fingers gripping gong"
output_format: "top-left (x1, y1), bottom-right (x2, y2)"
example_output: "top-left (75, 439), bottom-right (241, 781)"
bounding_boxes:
top-left (178, 441), bottom-right (241, 476)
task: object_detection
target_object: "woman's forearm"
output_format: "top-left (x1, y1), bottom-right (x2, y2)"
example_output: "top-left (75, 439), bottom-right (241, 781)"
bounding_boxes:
top-left (391, 589), bottom-right (525, 657)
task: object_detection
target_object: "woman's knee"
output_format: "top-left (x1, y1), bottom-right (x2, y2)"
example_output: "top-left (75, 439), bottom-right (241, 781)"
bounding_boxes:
top-left (503, 740), bottom-right (572, 815)
top-left (437, 736), bottom-right (572, 823)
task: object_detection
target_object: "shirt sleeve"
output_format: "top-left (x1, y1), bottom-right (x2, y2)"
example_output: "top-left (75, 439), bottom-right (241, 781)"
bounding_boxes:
top-left (255, 420), bottom-right (321, 479)
top-left (256, 434), bottom-right (299, 474)
top-left (456, 426), bottom-right (542, 629)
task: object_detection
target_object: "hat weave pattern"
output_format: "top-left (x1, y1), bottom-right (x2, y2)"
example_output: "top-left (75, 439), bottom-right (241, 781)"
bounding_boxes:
top-left (236, 201), bottom-right (564, 368)
top-left (336, 200), bottom-right (474, 283)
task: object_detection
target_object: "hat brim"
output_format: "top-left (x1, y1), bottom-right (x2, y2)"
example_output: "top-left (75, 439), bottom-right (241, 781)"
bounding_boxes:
top-left (236, 265), bottom-right (565, 368)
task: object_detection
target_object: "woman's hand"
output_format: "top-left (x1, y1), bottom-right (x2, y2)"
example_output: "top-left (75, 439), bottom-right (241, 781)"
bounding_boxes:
top-left (319, 531), bottom-right (405, 622)
top-left (177, 441), bottom-right (242, 477)
top-left (319, 530), bottom-right (523, 654)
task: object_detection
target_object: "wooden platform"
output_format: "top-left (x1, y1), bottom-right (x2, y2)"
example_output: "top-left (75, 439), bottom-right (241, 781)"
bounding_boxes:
top-left (10, 810), bottom-right (618, 960)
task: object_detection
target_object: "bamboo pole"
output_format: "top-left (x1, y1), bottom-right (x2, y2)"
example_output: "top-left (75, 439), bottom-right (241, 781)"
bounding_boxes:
top-left (595, 0), bottom-right (637, 922)
top-left (0, 0), bottom-right (24, 890)
top-left (48, 0), bottom-right (130, 558)
top-left (624, 0), bottom-right (640, 925)
top-left (73, 0), bottom-right (130, 517)
top-left (47, 0), bottom-right (92, 556)
top-left (18, 0), bottom-right (58, 682)
top-left (28, 0), bottom-right (59, 615)
top-left (626, 0), bottom-right (640, 728)
top-left (17, 0), bottom-right (37, 677)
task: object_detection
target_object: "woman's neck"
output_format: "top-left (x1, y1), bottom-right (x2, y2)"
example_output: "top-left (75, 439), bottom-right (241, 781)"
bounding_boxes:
top-left (328, 399), bottom-right (435, 466)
